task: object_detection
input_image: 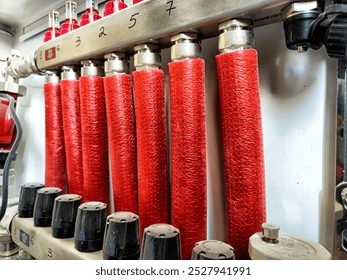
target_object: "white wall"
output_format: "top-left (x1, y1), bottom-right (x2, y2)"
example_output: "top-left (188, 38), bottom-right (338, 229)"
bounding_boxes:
top-left (10, 35), bottom-right (46, 199)
top-left (5, 8), bottom-right (337, 253)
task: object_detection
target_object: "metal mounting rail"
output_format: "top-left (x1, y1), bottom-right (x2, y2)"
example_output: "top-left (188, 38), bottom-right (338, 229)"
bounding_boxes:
top-left (35, 0), bottom-right (299, 71)
top-left (11, 216), bottom-right (103, 260)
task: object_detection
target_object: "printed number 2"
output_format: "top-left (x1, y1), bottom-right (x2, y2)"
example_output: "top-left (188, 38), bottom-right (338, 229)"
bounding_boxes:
top-left (129, 13), bottom-right (139, 29)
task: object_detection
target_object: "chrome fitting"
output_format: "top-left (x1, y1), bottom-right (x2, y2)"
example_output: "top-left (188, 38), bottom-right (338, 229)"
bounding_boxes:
top-left (45, 70), bottom-right (60, 83)
top-left (0, 226), bottom-right (18, 259)
top-left (171, 32), bottom-right (202, 61)
top-left (0, 81), bottom-right (26, 96)
top-left (104, 53), bottom-right (129, 76)
top-left (218, 19), bottom-right (254, 53)
top-left (4, 50), bottom-right (40, 80)
top-left (261, 223), bottom-right (280, 244)
top-left (134, 44), bottom-right (161, 71)
top-left (61, 65), bottom-right (79, 81)
top-left (281, 1), bottom-right (320, 21)
top-left (81, 60), bottom-right (104, 77)
top-left (0, 205), bottom-right (18, 233)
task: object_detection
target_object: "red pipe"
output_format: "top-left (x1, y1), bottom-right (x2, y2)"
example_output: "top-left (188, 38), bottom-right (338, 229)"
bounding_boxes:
top-left (44, 81), bottom-right (67, 193)
top-left (80, 75), bottom-right (110, 206)
top-left (60, 79), bottom-right (84, 197)
top-left (0, 98), bottom-right (15, 146)
top-left (216, 48), bottom-right (266, 260)
top-left (104, 73), bottom-right (138, 214)
top-left (133, 68), bottom-right (168, 236)
top-left (169, 58), bottom-right (207, 260)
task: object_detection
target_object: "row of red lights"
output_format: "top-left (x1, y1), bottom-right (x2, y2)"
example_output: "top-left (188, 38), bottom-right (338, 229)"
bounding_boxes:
top-left (44, 0), bottom-right (144, 42)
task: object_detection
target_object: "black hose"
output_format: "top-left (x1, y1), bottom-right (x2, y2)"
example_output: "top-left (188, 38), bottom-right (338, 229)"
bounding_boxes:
top-left (0, 93), bottom-right (23, 222)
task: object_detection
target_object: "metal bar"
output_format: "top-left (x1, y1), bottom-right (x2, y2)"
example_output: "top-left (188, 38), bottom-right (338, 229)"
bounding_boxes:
top-left (36, 0), bottom-right (301, 71)
top-left (11, 216), bottom-right (103, 260)
top-left (19, 0), bottom-right (109, 42)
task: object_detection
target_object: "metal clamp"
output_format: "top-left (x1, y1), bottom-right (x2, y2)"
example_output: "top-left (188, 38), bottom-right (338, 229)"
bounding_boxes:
top-left (170, 33), bottom-right (202, 61)
top-left (218, 19), bottom-right (254, 53)
top-left (104, 53), bottom-right (129, 76)
top-left (134, 44), bottom-right (161, 71)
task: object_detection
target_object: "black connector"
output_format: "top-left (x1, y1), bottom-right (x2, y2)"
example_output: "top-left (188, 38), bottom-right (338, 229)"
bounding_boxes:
top-left (283, 1), bottom-right (347, 60)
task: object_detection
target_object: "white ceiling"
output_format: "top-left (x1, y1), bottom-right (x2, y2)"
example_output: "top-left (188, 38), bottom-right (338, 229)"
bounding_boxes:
top-left (0, 0), bottom-right (59, 27)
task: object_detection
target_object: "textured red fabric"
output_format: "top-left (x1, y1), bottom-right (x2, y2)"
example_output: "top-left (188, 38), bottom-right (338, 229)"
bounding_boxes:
top-left (169, 58), bottom-right (207, 260)
top-left (80, 76), bottom-right (110, 206)
top-left (104, 74), bottom-right (138, 214)
top-left (216, 49), bottom-right (266, 260)
top-left (44, 82), bottom-right (67, 193)
top-left (60, 80), bottom-right (84, 197)
top-left (133, 69), bottom-right (168, 236)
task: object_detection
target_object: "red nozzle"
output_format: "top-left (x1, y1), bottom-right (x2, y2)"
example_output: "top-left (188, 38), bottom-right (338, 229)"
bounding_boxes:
top-left (80, 0), bottom-right (102, 26)
top-left (104, 0), bottom-right (127, 16)
top-left (61, 1), bottom-right (80, 35)
top-left (44, 11), bottom-right (61, 42)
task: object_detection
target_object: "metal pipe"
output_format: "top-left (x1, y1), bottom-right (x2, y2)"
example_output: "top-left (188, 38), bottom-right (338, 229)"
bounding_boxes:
top-left (3, 0), bottom-right (304, 79)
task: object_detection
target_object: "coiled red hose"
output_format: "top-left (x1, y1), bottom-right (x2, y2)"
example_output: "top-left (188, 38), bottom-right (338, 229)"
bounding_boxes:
top-left (79, 76), bottom-right (110, 206)
top-left (44, 82), bottom-right (67, 193)
top-left (216, 49), bottom-right (266, 260)
top-left (169, 58), bottom-right (207, 260)
top-left (60, 80), bottom-right (84, 197)
top-left (133, 69), bottom-right (168, 236)
top-left (104, 74), bottom-right (138, 214)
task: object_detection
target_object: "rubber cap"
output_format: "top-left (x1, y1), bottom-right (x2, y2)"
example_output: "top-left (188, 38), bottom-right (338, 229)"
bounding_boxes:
top-left (51, 194), bottom-right (82, 238)
top-left (74, 201), bottom-right (107, 252)
top-left (33, 187), bottom-right (62, 227)
top-left (103, 211), bottom-right (140, 260)
top-left (18, 182), bottom-right (44, 218)
top-left (140, 223), bottom-right (181, 260)
top-left (191, 240), bottom-right (235, 260)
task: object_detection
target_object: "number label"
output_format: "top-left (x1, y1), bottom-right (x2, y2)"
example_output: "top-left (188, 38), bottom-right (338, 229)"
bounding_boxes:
top-left (76, 36), bottom-right (81, 47)
top-left (166, 0), bottom-right (176, 15)
top-left (129, 13), bottom-right (140, 29)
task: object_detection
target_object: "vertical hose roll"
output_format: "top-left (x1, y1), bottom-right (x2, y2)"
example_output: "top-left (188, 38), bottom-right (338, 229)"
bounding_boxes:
top-left (169, 58), bottom-right (207, 260)
top-left (60, 78), bottom-right (84, 196)
top-left (104, 73), bottom-right (138, 213)
top-left (216, 48), bottom-right (266, 259)
top-left (44, 80), bottom-right (67, 193)
top-left (80, 75), bottom-right (110, 206)
top-left (133, 68), bottom-right (168, 236)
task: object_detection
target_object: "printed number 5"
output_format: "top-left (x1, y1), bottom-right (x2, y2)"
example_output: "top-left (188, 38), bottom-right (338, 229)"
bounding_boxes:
top-left (129, 13), bottom-right (139, 29)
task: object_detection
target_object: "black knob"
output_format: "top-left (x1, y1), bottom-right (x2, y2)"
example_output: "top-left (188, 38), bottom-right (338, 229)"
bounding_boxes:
top-left (283, 12), bottom-right (321, 51)
top-left (74, 201), bottom-right (107, 252)
top-left (18, 182), bottom-right (44, 218)
top-left (51, 194), bottom-right (82, 238)
top-left (140, 223), bottom-right (181, 260)
top-left (191, 240), bottom-right (235, 260)
top-left (33, 187), bottom-right (62, 227)
top-left (103, 211), bottom-right (140, 260)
